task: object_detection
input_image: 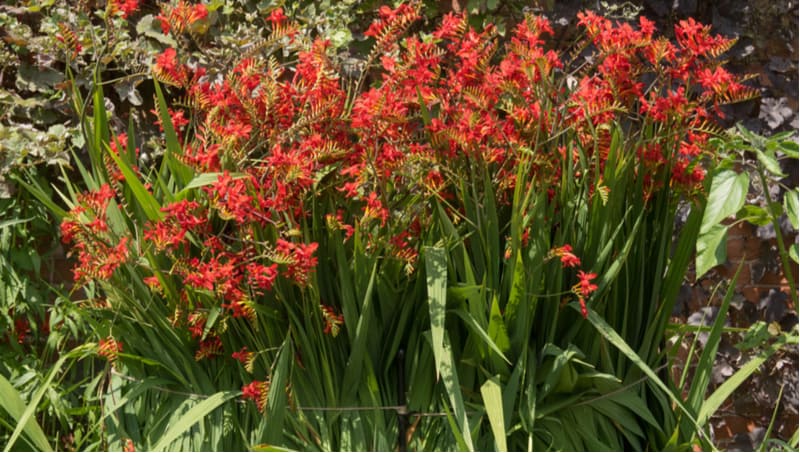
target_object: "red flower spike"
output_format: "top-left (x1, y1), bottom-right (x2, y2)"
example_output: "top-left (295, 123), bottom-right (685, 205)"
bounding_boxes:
top-left (550, 245), bottom-right (581, 268)
top-left (241, 380), bottom-right (270, 413)
top-left (109, 0), bottom-right (139, 19)
top-left (320, 305), bottom-right (344, 337)
top-left (195, 336), bottom-right (223, 361)
top-left (267, 8), bottom-right (287, 26)
top-left (98, 337), bottom-right (123, 363)
top-left (232, 346), bottom-right (253, 364)
top-left (575, 270), bottom-right (599, 298)
top-left (153, 48), bottom-right (189, 87)
top-left (275, 239), bottom-right (319, 286)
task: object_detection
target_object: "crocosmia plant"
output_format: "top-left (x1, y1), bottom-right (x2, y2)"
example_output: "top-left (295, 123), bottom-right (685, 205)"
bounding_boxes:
top-left (48, 2), bottom-right (757, 450)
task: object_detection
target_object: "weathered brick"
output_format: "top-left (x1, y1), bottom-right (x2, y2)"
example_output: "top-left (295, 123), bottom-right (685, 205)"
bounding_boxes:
top-left (725, 235), bottom-right (762, 261)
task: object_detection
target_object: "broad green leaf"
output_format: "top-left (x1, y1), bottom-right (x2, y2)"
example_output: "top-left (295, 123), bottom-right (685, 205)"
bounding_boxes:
top-left (737, 205), bottom-right (772, 226)
top-left (780, 140), bottom-right (799, 158)
top-left (250, 445), bottom-right (294, 452)
top-left (90, 84), bottom-right (111, 183)
top-left (784, 188), bottom-right (799, 230)
top-left (753, 147), bottom-right (785, 176)
top-left (0, 374), bottom-right (52, 451)
top-left (151, 391), bottom-right (239, 451)
top-left (696, 223), bottom-right (728, 278)
top-left (441, 398), bottom-right (470, 451)
top-left (426, 246), bottom-right (447, 381)
top-left (136, 15), bottom-right (179, 46)
top-left (700, 169), bottom-right (748, 236)
top-left (11, 174), bottom-right (68, 220)
top-left (101, 377), bottom-right (173, 416)
top-left (480, 377), bottom-right (507, 451)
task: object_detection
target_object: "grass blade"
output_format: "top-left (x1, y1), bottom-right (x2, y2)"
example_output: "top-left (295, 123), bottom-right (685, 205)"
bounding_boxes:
top-left (3, 345), bottom-right (93, 452)
top-left (580, 305), bottom-right (707, 440)
top-left (0, 374), bottom-right (53, 451)
top-left (153, 80), bottom-right (193, 187)
top-left (11, 174), bottom-right (68, 219)
top-left (697, 339), bottom-right (786, 426)
top-left (480, 376), bottom-right (507, 451)
top-left (424, 246), bottom-right (474, 451)
top-left (105, 144), bottom-right (164, 221)
top-left (687, 261), bottom-right (743, 413)
top-left (151, 391), bottom-right (239, 451)
top-left (263, 339), bottom-right (291, 444)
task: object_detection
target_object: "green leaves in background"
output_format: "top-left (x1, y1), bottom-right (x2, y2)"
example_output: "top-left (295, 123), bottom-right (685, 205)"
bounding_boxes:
top-left (696, 169), bottom-right (748, 277)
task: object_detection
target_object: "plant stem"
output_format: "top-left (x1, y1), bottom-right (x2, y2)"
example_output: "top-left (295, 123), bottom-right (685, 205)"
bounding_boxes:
top-left (757, 168), bottom-right (798, 306)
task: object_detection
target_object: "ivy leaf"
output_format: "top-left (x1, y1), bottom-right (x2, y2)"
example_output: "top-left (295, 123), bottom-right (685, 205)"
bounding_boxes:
top-left (329, 28), bottom-right (353, 49)
top-left (136, 15), bottom-right (178, 47)
top-left (15, 63), bottom-right (63, 93)
top-left (759, 97), bottom-right (793, 130)
top-left (113, 81), bottom-right (143, 106)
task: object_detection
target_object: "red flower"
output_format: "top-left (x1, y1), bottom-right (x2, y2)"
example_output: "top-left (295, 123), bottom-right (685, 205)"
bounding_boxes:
top-left (241, 380), bottom-right (270, 413)
top-left (110, 0), bottom-right (139, 19)
top-left (154, 48), bottom-right (189, 86)
top-left (363, 192), bottom-right (389, 226)
top-left (275, 239), bottom-right (318, 286)
top-left (320, 305), bottom-right (344, 337)
top-left (195, 336), bottom-right (223, 361)
top-left (246, 262), bottom-right (279, 291)
top-left (206, 171), bottom-right (254, 223)
top-left (143, 275), bottom-right (161, 290)
top-left (232, 346), bottom-right (253, 365)
top-left (189, 4), bottom-right (208, 24)
top-left (267, 8), bottom-right (287, 26)
top-left (551, 245), bottom-right (581, 268)
top-left (144, 219), bottom-right (186, 252)
top-left (697, 67), bottom-right (735, 95)
top-left (13, 318), bottom-right (30, 344)
top-left (576, 270), bottom-right (598, 297)
top-left (572, 271), bottom-right (598, 319)
top-left (433, 12), bottom-right (465, 40)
